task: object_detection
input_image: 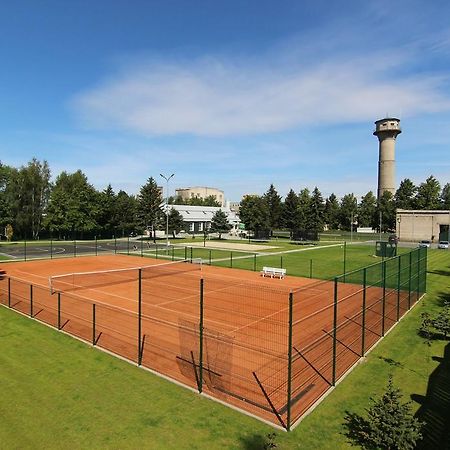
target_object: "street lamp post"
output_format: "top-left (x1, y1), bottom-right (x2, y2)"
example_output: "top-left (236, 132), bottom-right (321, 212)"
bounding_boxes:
top-left (160, 173), bottom-right (174, 248)
top-left (379, 210), bottom-right (382, 242)
top-left (351, 213), bottom-right (354, 244)
top-left (397, 216), bottom-right (401, 241)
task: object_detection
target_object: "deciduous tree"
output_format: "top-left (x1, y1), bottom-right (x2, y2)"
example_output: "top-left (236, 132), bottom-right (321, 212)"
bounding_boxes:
top-left (239, 195), bottom-right (269, 233)
top-left (415, 175), bottom-right (441, 210)
top-left (394, 178), bottom-right (416, 209)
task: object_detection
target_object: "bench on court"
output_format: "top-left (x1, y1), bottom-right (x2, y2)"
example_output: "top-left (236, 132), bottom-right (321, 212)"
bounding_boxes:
top-left (260, 266), bottom-right (286, 279)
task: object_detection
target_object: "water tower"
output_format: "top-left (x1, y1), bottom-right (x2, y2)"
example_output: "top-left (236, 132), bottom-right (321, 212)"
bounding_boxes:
top-left (373, 118), bottom-right (401, 199)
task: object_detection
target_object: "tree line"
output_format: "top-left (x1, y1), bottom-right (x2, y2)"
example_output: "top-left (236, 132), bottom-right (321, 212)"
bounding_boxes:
top-left (0, 159), bottom-right (173, 240)
top-left (239, 176), bottom-right (450, 234)
top-left (1, 158), bottom-right (449, 240)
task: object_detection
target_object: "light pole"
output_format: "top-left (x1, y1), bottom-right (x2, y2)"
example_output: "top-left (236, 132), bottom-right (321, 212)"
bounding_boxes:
top-left (351, 212), bottom-right (354, 243)
top-left (396, 216), bottom-right (401, 241)
top-left (160, 173), bottom-right (174, 248)
top-left (379, 210), bottom-right (382, 242)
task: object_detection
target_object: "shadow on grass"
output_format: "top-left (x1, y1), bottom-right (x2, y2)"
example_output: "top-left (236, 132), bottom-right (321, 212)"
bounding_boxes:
top-left (427, 269), bottom-right (450, 277)
top-left (412, 342), bottom-right (450, 449)
top-left (239, 433), bottom-right (278, 450)
top-left (377, 356), bottom-right (403, 368)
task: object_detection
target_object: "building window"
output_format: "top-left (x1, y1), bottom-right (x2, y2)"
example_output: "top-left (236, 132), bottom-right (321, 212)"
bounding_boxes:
top-left (189, 222), bottom-right (194, 232)
top-left (199, 222), bottom-right (203, 232)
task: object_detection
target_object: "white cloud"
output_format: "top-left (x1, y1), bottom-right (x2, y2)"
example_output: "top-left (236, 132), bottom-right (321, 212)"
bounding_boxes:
top-left (71, 51), bottom-right (450, 137)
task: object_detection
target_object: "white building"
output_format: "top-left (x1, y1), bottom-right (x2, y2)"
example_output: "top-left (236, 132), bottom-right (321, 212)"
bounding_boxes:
top-left (169, 204), bottom-right (240, 235)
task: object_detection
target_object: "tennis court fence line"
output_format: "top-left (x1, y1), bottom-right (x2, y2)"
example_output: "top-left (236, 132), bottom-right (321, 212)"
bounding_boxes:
top-left (0, 247), bottom-right (427, 430)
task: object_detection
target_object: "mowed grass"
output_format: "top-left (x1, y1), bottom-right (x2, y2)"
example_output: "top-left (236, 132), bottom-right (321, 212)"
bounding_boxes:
top-left (0, 248), bottom-right (449, 449)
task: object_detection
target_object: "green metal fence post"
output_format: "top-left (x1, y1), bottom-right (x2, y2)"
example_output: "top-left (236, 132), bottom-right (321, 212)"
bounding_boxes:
top-left (424, 247), bottom-right (428, 293)
top-left (57, 293), bottom-right (61, 330)
top-left (156, 244), bottom-right (158, 259)
top-left (408, 251), bottom-right (412, 309)
top-left (253, 253), bottom-right (257, 271)
top-left (280, 255), bottom-right (283, 269)
top-left (199, 278), bottom-right (204, 393)
top-left (190, 247), bottom-right (193, 263)
top-left (361, 268), bottom-right (366, 356)
top-left (92, 303), bottom-right (96, 345)
top-left (8, 278), bottom-right (11, 307)
top-left (73, 240), bottom-right (76, 257)
top-left (417, 248), bottom-right (421, 299)
top-left (30, 285), bottom-right (33, 317)
top-left (24, 240), bottom-right (27, 261)
top-left (287, 291), bottom-right (294, 431)
top-left (230, 251), bottom-right (233, 268)
top-left (172, 246), bottom-right (174, 261)
top-left (50, 237), bottom-right (53, 259)
top-left (343, 241), bottom-right (347, 280)
top-left (95, 236), bottom-right (98, 256)
top-left (332, 278), bottom-right (338, 385)
top-left (209, 249), bottom-right (212, 265)
top-left (114, 235), bottom-right (117, 254)
top-left (141, 238), bottom-right (144, 257)
top-left (396, 256), bottom-right (401, 321)
top-left (310, 259), bottom-right (313, 278)
top-left (138, 268), bottom-right (142, 365)
top-left (381, 260), bottom-right (386, 336)
top-left (127, 236), bottom-right (130, 255)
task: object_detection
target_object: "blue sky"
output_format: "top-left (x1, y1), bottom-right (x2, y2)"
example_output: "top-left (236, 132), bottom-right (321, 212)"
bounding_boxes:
top-left (1, 0), bottom-right (449, 201)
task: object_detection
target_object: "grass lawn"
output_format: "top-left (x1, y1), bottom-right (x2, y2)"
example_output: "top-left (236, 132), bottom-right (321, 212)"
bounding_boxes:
top-left (0, 248), bottom-right (449, 449)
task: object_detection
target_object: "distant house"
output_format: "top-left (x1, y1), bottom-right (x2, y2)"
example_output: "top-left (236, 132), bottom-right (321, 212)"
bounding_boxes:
top-left (169, 204), bottom-right (240, 235)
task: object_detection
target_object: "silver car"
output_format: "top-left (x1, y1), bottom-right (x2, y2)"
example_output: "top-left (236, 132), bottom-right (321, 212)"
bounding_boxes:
top-left (438, 241), bottom-right (449, 249)
top-left (419, 240), bottom-right (431, 248)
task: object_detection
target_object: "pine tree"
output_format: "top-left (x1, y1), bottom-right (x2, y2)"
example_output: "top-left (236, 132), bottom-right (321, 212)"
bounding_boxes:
top-left (168, 208), bottom-right (185, 238)
top-left (344, 376), bottom-right (423, 449)
top-left (324, 193), bottom-right (340, 230)
top-left (263, 184), bottom-right (283, 232)
top-left (137, 177), bottom-right (163, 241)
top-left (209, 210), bottom-right (232, 239)
top-left (297, 188), bottom-right (311, 230)
top-left (308, 187), bottom-right (325, 232)
top-left (282, 189), bottom-right (300, 233)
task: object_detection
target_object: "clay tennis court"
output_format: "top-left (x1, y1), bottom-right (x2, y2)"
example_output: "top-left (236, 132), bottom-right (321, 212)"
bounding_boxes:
top-left (0, 252), bottom-right (422, 429)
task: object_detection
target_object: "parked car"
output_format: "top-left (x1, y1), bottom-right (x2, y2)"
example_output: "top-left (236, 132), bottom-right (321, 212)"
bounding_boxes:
top-left (418, 240), bottom-right (432, 248)
top-left (438, 240), bottom-right (449, 249)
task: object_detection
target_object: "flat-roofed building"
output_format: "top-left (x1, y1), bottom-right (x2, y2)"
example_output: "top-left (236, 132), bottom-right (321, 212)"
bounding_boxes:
top-left (175, 187), bottom-right (225, 206)
top-left (396, 209), bottom-right (450, 242)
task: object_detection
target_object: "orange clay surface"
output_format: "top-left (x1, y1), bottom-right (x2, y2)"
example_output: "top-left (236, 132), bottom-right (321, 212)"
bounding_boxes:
top-left (0, 254), bottom-right (407, 427)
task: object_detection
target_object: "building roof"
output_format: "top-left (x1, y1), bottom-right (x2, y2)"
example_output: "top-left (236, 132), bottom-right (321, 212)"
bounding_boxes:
top-left (168, 204), bottom-right (239, 223)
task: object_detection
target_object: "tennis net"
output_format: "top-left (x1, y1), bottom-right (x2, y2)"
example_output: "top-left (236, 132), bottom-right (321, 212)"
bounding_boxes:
top-left (49, 259), bottom-right (202, 294)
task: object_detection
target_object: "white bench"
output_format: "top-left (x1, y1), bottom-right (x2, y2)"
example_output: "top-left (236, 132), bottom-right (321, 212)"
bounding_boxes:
top-left (261, 266), bottom-right (286, 279)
